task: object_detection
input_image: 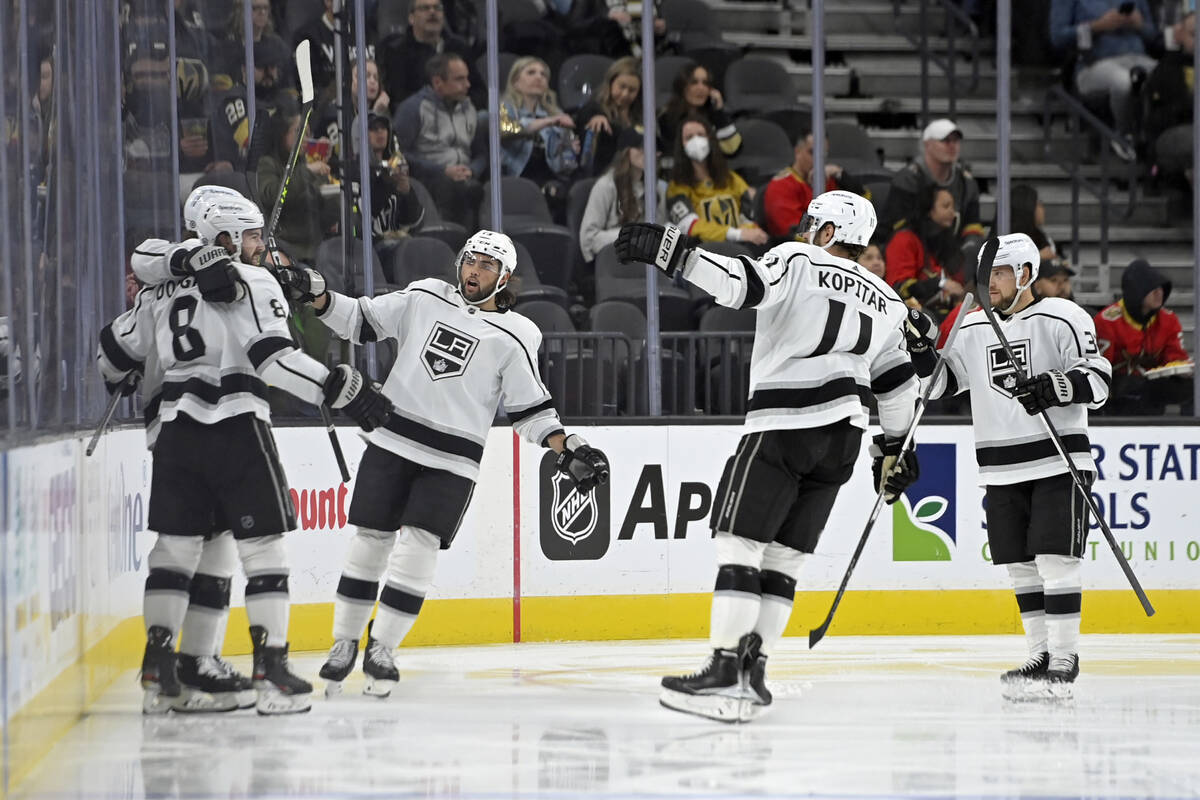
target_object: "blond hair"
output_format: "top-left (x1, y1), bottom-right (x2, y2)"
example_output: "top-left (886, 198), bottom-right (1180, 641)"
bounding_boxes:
top-left (504, 56), bottom-right (562, 115)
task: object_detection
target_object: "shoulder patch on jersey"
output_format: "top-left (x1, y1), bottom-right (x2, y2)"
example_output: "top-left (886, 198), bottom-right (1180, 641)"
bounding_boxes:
top-left (1101, 304), bottom-right (1122, 321)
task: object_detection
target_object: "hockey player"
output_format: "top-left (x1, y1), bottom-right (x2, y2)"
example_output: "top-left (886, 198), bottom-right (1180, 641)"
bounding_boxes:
top-left (903, 233), bottom-right (1111, 691)
top-left (276, 229), bottom-right (610, 697)
top-left (615, 190), bottom-right (922, 722)
top-left (98, 195), bottom-right (393, 714)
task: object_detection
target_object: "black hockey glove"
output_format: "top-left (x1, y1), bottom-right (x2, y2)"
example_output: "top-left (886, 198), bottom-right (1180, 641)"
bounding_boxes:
top-left (1012, 369), bottom-right (1082, 415)
top-left (277, 265), bottom-right (328, 304)
top-left (187, 245), bottom-right (244, 303)
top-left (903, 308), bottom-right (938, 354)
top-left (870, 434), bottom-right (919, 505)
top-left (105, 372), bottom-right (140, 397)
top-left (614, 222), bottom-right (689, 278)
top-left (555, 433), bottom-right (610, 493)
top-left (324, 365), bottom-right (393, 432)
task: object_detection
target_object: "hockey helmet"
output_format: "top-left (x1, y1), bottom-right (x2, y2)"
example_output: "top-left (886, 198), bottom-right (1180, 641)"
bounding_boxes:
top-left (800, 189), bottom-right (877, 250)
top-left (456, 230), bottom-right (517, 305)
top-left (195, 196), bottom-right (264, 253)
top-left (985, 232), bottom-right (1040, 314)
top-left (183, 185), bottom-right (243, 232)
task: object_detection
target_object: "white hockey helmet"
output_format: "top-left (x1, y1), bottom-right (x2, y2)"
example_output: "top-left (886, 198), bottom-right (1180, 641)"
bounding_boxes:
top-left (195, 196), bottom-right (265, 253)
top-left (183, 185), bottom-right (243, 232)
top-left (801, 189), bottom-right (877, 250)
top-left (985, 232), bottom-right (1041, 314)
top-left (456, 230), bottom-right (518, 305)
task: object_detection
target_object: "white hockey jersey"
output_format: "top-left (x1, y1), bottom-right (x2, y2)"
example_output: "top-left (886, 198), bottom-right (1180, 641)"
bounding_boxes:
top-left (679, 242), bottom-right (920, 437)
top-left (936, 297), bottom-right (1111, 485)
top-left (316, 279), bottom-right (563, 480)
top-left (97, 264), bottom-right (329, 434)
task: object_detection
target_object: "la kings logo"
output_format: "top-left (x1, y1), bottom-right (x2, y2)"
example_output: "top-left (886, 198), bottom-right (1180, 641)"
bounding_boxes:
top-left (988, 339), bottom-right (1031, 397)
top-left (422, 323), bottom-right (478, 381)
top-left (539, 451), bottom-right (610, 560)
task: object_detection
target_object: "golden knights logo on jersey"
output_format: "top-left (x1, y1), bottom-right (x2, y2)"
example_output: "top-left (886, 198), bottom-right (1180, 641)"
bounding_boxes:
top-left (988, 339), bottom-right (1030, 397)
top-left (538, 451), bottom-right (610, 560)
top-left (422, 323), bottom-right (478, 381)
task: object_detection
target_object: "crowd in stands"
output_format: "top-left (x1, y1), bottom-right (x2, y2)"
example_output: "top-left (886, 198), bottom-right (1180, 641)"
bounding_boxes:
top-left (101, 0), bottom-right (1196, 418)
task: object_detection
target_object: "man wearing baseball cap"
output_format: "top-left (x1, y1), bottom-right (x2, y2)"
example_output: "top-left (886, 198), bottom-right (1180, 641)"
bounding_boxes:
top-left (880, 117), bottom-right (983, 263)
top-left (1034, 258), bottom-right (1077, 300)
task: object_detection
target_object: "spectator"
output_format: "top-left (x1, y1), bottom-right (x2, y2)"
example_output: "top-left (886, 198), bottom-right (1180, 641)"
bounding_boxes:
top-left (858, 242), bottom-right (887, 280)
top-left (762, 127), bottom-right (865, 241)
top-left (658, 62), bottom-right (741, 159)
top-left (363, 111), bottom-right (425, 256)
top-left (1093, 258), bottom-right (1193, 414)
top-left (315, 58), bottom-right (391, 172)
top-left (885, 184), bottom-right (966, 321)
top-left (1145, 12), bottom-right (1195, 189)
top-left (1034, 258), bottom-right (1077, 300)
top-left (1049, 0), bottom-right (1158, 160)
top-left (574, 56), bottom-right (643, 177)
top-left (210, 36), bottom-right (297, 171)
top-left (294, 0), bottom-right (374, 103)
top-left (501, 0), bottom-right (630, 74)
top-left (579, 126), bottom-right (665, 262)
top-left (666, 115), bottom-right (766, 246)
top-left (393, 53), bottom-right (486, 230)
top-left (378, 0), bottom-right (481, 109)
top-left (499, 57), bottom-right (581, 221)
top-left (880, 119), bottom-right (983, 260)
top-left (607, 0), bottom-right (667, 55)
top-left (257, 106), bottom-right (338, 261)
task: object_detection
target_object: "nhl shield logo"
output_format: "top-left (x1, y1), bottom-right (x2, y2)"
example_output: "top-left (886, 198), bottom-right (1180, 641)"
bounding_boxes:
top-left (422, 323), bottom-right (478, 381)
top-left (539, 451), bottom-right (610, 560)
top-left (988, 339), bottom-right (1030, 398)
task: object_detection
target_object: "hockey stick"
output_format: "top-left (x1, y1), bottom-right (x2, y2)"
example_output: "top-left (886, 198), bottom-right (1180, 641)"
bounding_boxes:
top-left (809, 292), bottom-right (978, 648)
top-left (261, 40), bottom-right (351, 484)
top-left (85, 373), bottom-right (137, 457)
top-left (973, 238), bottom-right (1154, 617)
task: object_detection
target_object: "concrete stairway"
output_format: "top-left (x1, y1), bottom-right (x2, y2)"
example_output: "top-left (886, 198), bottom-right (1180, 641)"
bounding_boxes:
top-left (709, 0), bottom-right (1196, 339)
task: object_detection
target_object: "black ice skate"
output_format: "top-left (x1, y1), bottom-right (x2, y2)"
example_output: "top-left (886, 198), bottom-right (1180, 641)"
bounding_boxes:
top-left (1001, 651), bottom-right (1049, 684)
top-left (250, 625), bottom-right (313, 715)
top-left (738, 632), bottom-right (771, 721)
top-left (213, 655), bottom-right (257, 709)
top-left (660, 649), bottom-right (744, 723)
top-left (141, 626), bottom-right (180, 715)
top-left (362, 622), bottom-right (399, 698)
top-left (1045, 654), bottom-right (1080, 685)
top-left (174, 654), bottom-right (245, 713)
top-left (319, 638), bottom-right (359, 697)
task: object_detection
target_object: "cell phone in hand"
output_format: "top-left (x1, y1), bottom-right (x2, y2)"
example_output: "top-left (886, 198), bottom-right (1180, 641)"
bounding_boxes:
top-left (1119, 1), bottom-right (1135, 14)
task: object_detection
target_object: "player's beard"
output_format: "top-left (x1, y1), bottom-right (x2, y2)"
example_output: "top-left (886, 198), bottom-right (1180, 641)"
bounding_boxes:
top-left (461, 272), bottom-right (496, 303)
top-left (990, 286), bottom-right (1016, 311)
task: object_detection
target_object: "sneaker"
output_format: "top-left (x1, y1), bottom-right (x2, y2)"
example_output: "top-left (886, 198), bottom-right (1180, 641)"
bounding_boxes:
top-left (660, 649), bottom-right (744, 723)
top-left (141, 626), bottom-right (180, 715)
top-left (1046, 653), bottom-right (1080, 684)
top-left (362, 623), bottom-right (399, 698)
top-left (319, 638), bottom-right (359, 697)
top-left (1001, 651), bottom-right (1049, 683)
top-left (250, 625), bottom-right (312, 715)
top-left (738, 633), bottom-right (771, 707)
top-left (175, 655), bottom-right (243, 713)
top-left (213, 655), bottom-right (257, 709)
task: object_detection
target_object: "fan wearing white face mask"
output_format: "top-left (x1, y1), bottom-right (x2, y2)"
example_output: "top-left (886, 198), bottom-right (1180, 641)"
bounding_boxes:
top-left (665, 116), bottom-right (768, 246)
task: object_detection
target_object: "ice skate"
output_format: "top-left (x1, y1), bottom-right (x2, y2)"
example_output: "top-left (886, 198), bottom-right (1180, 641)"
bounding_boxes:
top-left (250, 626), bottom-right (312, 715)
top-left (174, 654), bottom-right (243, 712)
top-left (319, 638), bottom-right (358, 697)
top-left (362, 621), bottom-right (399, 698)
top-left (737, 633), bottom-right (771, 722)
top-left (1044, 653), bottom-right (1079, 698)
top-left (1001, 651), bottom-right (1050, 684)
top-left (212, 655), bottom-right (257, 709)
top-left (660, 649), bottom-right (746, 723)
top-left (140, 626), bottom-right (181, 715)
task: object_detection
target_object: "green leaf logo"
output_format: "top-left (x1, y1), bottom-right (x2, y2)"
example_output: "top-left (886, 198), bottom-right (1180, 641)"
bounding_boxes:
top-left (892, 494), bottom-right (953, 561)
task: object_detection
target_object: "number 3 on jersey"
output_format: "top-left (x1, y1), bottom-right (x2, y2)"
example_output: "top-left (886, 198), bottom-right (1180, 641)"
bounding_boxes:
top-left (169, 295), bottom-right (206, 361)
top-left (809, 298), bottom-right (874, 357)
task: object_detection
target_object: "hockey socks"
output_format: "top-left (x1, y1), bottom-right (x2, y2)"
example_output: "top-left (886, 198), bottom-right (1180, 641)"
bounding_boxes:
top-left (179, 573), bottom-right (230, 658)
top-left (370, 527), bottom-right (440, 650)
top-left (1005, 560), bottom-right (1048, 658)
top-left (710, 564), bottom-right (762, 650)
top-left (238, 535), bottom-right (291, 647)
top-left (1037, 554), bottom-right (1082, 674)
top-left (331, 528), bottom-right (395, 641)
top-left (753, 543), bottom-right (806, 656)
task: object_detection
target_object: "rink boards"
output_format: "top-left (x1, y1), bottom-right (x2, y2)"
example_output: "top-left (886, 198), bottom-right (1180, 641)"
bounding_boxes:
top-left (3, 422), bottom-right (1200, 788)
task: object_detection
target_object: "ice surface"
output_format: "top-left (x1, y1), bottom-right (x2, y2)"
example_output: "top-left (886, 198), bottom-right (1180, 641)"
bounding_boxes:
top-left (16, 634), bottom-right (1200, 799)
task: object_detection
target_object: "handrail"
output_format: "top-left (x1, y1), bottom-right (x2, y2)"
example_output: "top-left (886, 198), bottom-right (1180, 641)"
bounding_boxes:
top-left (893, 0), bottom-right (981, 120)
top-left (1040, 84), bottom-right (1140, 300)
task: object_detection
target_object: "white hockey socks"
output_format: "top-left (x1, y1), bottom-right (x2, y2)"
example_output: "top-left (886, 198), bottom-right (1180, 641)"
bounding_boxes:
top-left (179, 531), bottom-right (237, 657)
top-left (144, 534), bottom-right (205, 636)
top-left (753, 543), bottom-right (807, 656)
top-left (331, 528), bottom-right (397, 641)
top-left (709, 533), bottom-right (768, 649)
top-left (1036, 554), bottom-right (1082, 660)
top-left (371, 527), bottom-right (441, 650)
top-left (237, 535), bottom-right (291, 647)
top-left (1006, 560), bottom-right (1047, 656)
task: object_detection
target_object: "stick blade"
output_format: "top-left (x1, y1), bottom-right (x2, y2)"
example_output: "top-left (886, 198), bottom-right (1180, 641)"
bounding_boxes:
top-left (295, 40), bottom-right (314, 104)
top-left (974, 236), bottom-right (1000, 289)
top-left (808, 619), bottom-right (831, 649)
